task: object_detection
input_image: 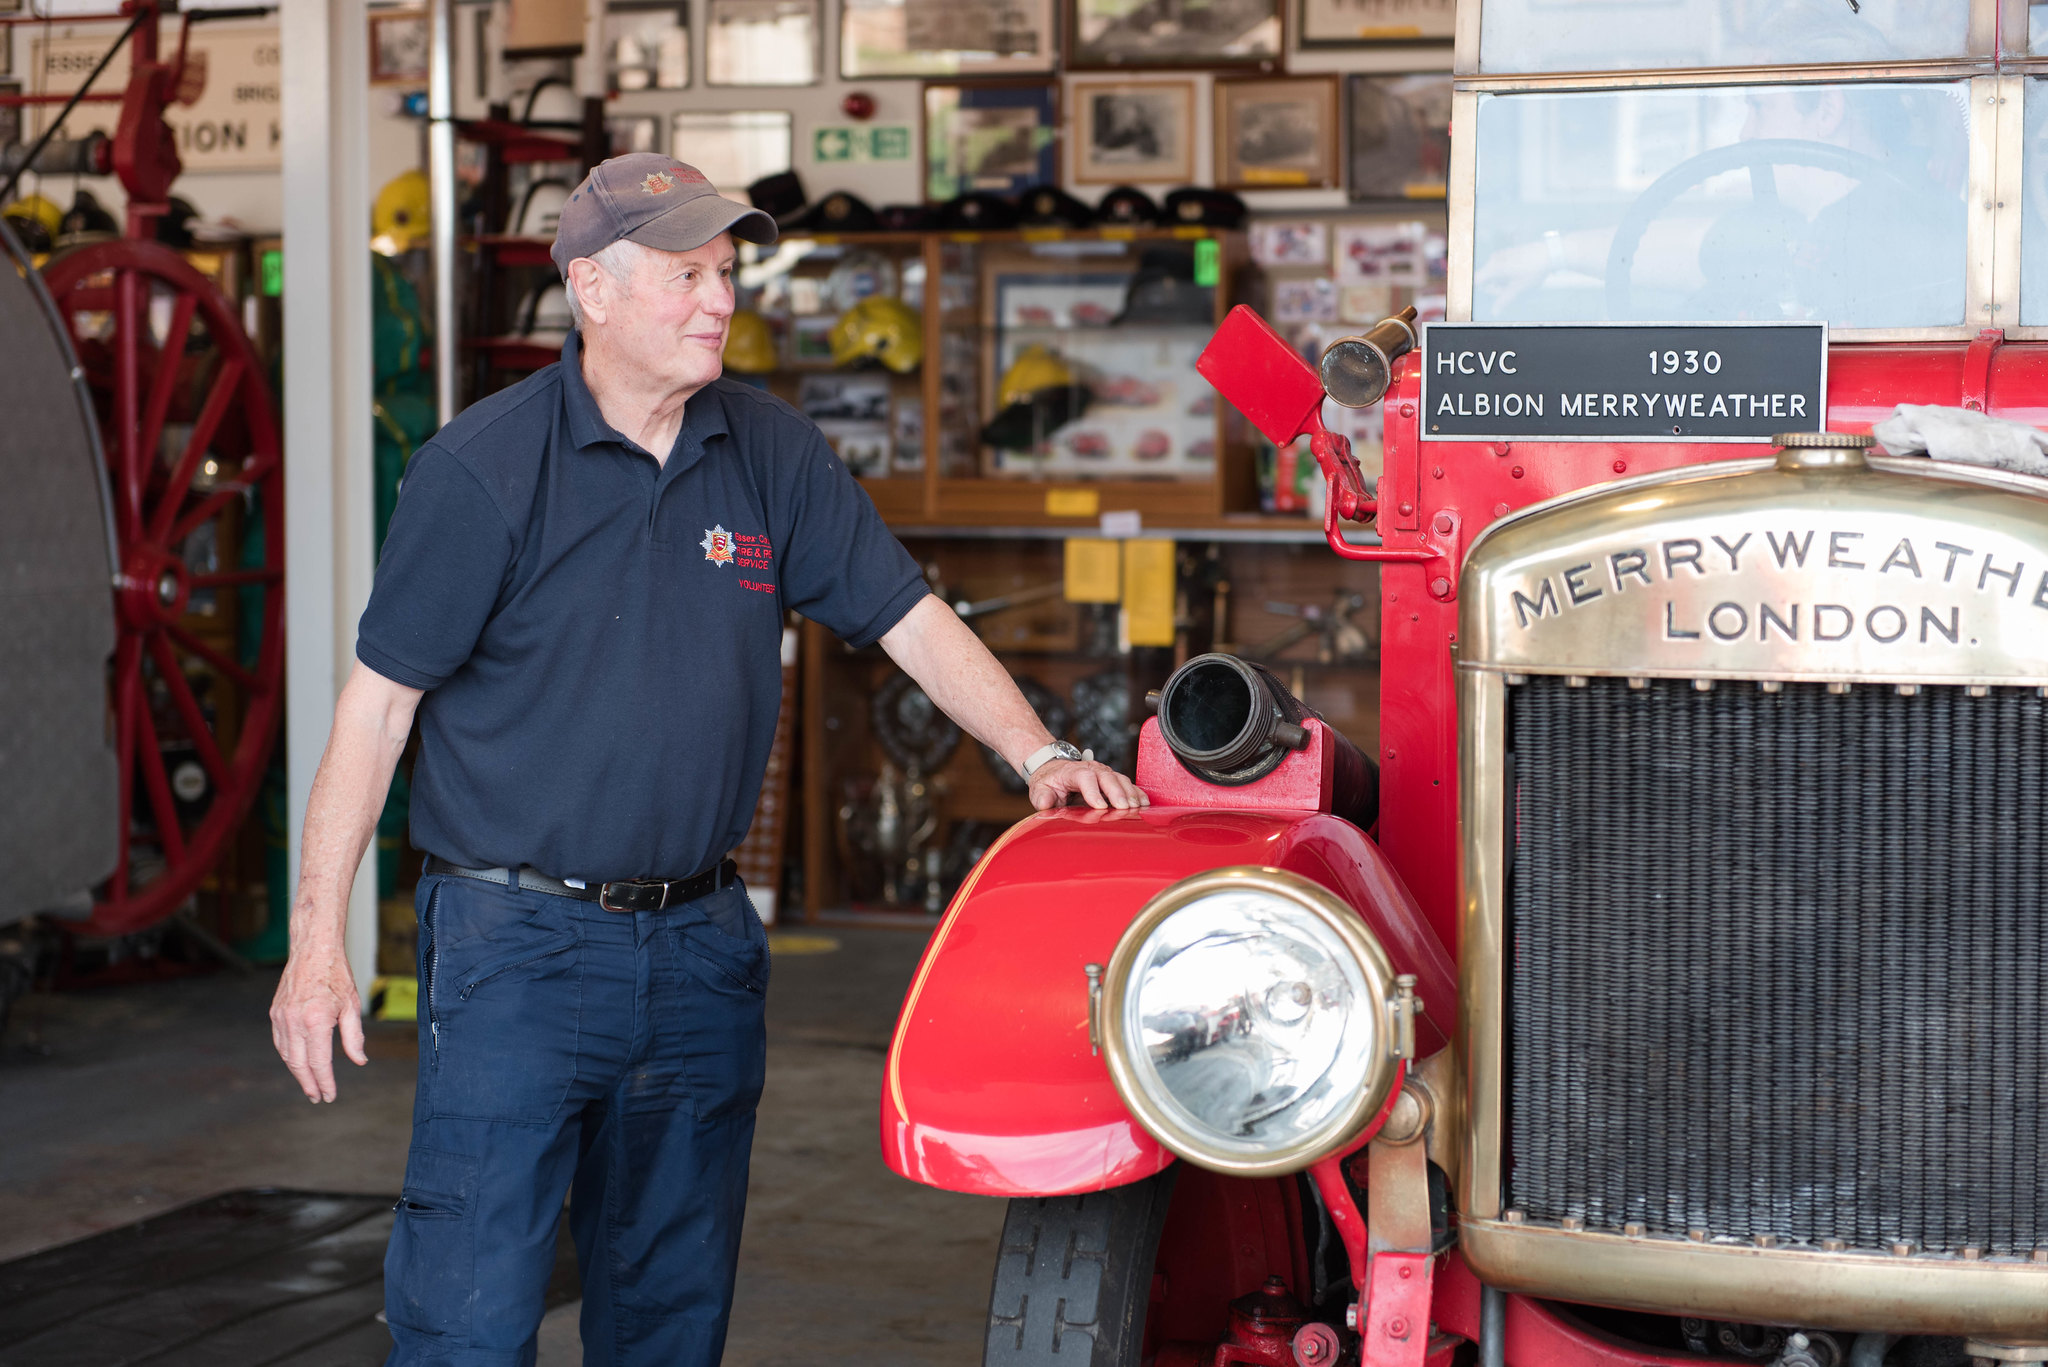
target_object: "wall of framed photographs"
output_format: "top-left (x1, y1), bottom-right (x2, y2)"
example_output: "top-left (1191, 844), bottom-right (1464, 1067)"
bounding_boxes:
top-left (579, 0), bottom-right (1452, 209)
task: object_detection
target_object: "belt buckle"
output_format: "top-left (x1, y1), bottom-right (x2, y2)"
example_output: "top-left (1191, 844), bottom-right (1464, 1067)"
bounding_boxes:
top-left (598, 877), bottom-right (678, 913)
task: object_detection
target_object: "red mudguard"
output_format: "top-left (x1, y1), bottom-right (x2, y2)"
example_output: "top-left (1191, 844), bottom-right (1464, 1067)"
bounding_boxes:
top-left (881, 733), bottom-right (1455, 1198)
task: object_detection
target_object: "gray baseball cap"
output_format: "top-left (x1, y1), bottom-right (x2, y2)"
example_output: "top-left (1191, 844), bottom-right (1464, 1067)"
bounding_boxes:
top-left (549, 153), bottom-right (777, 276)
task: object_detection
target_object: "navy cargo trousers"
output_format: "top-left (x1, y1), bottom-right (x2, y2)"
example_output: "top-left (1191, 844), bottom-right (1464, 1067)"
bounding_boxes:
top-left (383, 869), bottom-right (769, 1367)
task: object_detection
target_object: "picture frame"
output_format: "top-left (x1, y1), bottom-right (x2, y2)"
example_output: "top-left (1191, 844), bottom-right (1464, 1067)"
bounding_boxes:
top-left (1346, 71), bottom-right (1452, 202)
top-left (1070, 77), bottom-right (1194, 186)
top-left (706, 0), bottom-right (821, 86)
top-left (604, 1), bottom-right (689, 92)
top-left (1296, 0), bottom-right (1451, 48)
top-left (1066, 0), bottom-right (1280, 70)
top-left (923, 79), bottom-right (1059, 202)
top-left (1214, 75), bottom-right (1339, 191)
top-left (840, 0), bottom-right (1055, 78)
top-left (668, 109), bottom-right (793, 194)
top-left (368, 10), bottom-right (431, 85)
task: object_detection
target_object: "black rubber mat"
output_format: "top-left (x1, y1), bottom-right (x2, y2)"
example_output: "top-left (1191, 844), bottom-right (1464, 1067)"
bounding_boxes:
top-left (0, 1189), bottom-right (580, 1366)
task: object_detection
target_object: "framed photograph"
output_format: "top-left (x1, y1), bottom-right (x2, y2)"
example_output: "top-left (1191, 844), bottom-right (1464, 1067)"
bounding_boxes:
top-left (1249, 220), bottom-right (1329, 267)
top-left (369, 10), bottom-right (431, 85)
top-left (924, 80), bottom-right (1058, 202)
top-left (1067, 0), bottom-right (1280, 69)
top-left (1347, 71), bottom-right (1452, 201)
top-left (607, 113), bottom-right (663, 156)
top-left (1215, 76), bottom-right (1339, 191)
top-left (707, 0), bottom-right (821, 85)
top-left (1335, 220), bottom-right (1425, 283)
top-left (669, 110), bottom-right (792, 194)
top-left (1298, 0), bottom-right (1451, 47)
top-left (605, 1), bottom-right (689, 91)
top-left (840, 0), bottom-right (1054, 78)
top-left (1070, 77), bottom-right (1194, 185)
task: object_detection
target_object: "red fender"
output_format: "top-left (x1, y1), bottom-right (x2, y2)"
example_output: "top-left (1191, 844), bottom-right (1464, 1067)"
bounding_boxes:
top-left (880, 779), bottom-right (1456, 1197)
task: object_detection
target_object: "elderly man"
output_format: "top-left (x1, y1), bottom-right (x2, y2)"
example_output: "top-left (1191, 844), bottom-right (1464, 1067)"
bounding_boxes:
top-left (270, 153), bottom-right (1144, 1366)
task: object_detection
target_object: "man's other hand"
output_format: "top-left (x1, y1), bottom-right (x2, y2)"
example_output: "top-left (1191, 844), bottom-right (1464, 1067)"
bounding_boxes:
top-left (270, 948), bottom-right (369, 1103)
top-left (1028, 758), bottom-right (1149, 812)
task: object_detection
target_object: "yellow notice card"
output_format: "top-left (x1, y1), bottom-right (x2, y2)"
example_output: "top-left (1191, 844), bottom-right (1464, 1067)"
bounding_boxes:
top-left (1045, 487), bottom-right (1101, 518)
top-left (1064, 539), bottom-right (1121, 603)
top-left (1122, 539), bottom-right (1177, 647)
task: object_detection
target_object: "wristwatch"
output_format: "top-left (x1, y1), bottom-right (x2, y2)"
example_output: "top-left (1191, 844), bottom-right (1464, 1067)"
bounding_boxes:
top-left (1020, 740), bottom-right (1084, 779)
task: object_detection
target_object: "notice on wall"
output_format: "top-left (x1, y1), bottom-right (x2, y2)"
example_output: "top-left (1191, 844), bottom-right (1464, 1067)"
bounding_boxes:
top-left (1419, 323), bottom-right (1828, 443)
top-left (32, 24), bottom-right (282, 173)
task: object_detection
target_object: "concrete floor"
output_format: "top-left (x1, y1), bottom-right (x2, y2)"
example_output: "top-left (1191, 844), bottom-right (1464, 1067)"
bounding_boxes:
top-left (0, 924), bottom-right (1005, 1365)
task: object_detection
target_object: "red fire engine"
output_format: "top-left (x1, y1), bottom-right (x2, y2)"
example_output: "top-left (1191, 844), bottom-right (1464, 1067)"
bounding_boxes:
top-left (885, 11), bottom-right (2048, 1367)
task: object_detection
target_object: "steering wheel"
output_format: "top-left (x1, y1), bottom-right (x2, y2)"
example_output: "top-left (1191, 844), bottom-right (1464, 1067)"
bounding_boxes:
top-left (1604, 137), bottom-right (1949, 320)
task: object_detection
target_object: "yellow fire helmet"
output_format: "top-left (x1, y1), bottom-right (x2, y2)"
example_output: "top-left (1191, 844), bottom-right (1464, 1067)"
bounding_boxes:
top-left (371, 169), bottom-right (431, 255)
top-left (4, 193), bottom-right (62, 241)
top-left (724, 309), bottom-right (778, 374)
top-left (998, 343), bottom-right (1076, 408)
top-left (828, 295), bottom-right (923, 374)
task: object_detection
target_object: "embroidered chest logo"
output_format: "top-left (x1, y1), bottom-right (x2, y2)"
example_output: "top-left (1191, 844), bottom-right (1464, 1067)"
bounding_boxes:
top-left (701, 525), bottom-right (736, 565)
top-left (641, 170), bottom-right (677, 196)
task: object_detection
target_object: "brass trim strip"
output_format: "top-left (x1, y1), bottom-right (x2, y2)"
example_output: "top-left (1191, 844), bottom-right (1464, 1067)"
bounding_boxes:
top-left (1456, 667), bottom-right (1505, 1220)
top-left (1968, 75), bottom-right (2004, 328)
top-left (1992, 73), bottom-right (2026, 326)
top-left (1462, 1218), bottom-right (2048, 1338)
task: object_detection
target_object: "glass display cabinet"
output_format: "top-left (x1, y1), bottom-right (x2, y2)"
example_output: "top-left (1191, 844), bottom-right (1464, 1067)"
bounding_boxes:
top-left (737, 226), bottom-right (1257, 526)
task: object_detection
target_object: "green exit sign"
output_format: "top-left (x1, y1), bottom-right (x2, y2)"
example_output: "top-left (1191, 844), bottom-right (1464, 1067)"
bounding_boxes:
top-left (812, 125), bottom-right (912, 164)
top-left (260, 248), bottom-right (283, 297)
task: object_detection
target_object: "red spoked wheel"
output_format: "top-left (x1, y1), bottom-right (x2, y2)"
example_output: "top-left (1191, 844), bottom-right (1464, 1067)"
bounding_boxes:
top-left (41, 239), bottom-right (284, 939)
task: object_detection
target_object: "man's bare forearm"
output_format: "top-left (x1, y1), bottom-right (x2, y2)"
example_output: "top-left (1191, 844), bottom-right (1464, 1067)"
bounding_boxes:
top-left (879, 595), bottom-right (1051, 773)
top-left (291, 662), bottom-right (424, 956)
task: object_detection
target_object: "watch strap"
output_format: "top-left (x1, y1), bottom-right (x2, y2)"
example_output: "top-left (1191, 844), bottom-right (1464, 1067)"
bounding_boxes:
top-left (1021, 740), bottom-right (1080, 779)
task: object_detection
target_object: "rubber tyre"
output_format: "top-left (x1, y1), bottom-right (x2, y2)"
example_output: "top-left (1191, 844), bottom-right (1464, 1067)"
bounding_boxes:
top-left (984, 1168), bottom-right (1178, 1366)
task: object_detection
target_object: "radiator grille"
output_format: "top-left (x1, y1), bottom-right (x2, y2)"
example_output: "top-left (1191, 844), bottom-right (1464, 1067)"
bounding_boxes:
top-left (1505, 676), bottom-right (2048, 1256)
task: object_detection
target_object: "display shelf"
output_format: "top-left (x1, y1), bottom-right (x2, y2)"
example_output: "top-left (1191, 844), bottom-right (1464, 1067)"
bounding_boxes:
top-left (465, 234), bottom-right (556, 269)
top-left (456, 118), bottom-right (585, 165)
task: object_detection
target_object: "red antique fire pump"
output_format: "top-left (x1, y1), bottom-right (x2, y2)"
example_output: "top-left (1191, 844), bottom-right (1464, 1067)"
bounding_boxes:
top-left (0, 2), bottom-right (283, 941)
top-left (884, 179), bottom-right (2048, 1367)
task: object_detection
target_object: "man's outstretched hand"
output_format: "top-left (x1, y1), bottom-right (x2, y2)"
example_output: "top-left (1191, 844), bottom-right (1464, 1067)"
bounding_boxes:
top-left (1028, 758), bottom-right (1149, 812)
top-left (270, 947), bottom-right (369, 1103)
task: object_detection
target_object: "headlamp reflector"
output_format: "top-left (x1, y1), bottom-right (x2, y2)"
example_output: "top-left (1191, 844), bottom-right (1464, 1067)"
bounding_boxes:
top-left (1101, 867), bottom-right (1402, 1175)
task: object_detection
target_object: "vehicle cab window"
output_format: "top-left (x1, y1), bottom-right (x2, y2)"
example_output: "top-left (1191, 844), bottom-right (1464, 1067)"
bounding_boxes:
top-left (1458, 0), bottom-right (1989, 334)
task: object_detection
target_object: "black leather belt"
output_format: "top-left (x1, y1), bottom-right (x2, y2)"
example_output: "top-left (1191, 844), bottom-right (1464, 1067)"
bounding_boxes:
top-left (423, 855), bottom-right (738, 913)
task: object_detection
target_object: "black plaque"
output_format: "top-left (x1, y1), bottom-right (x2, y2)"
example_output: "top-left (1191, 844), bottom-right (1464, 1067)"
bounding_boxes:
top-left (1418, 322), bottom-right (1826, 443)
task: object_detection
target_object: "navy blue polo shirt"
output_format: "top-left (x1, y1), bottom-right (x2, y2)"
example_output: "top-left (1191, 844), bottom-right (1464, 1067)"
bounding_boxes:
top-left (357, 330), bottom-right (928, 881)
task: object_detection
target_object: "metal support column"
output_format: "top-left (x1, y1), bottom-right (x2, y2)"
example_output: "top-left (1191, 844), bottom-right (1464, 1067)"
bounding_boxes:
top-left (281, 0), bottom-right (379, 1003)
